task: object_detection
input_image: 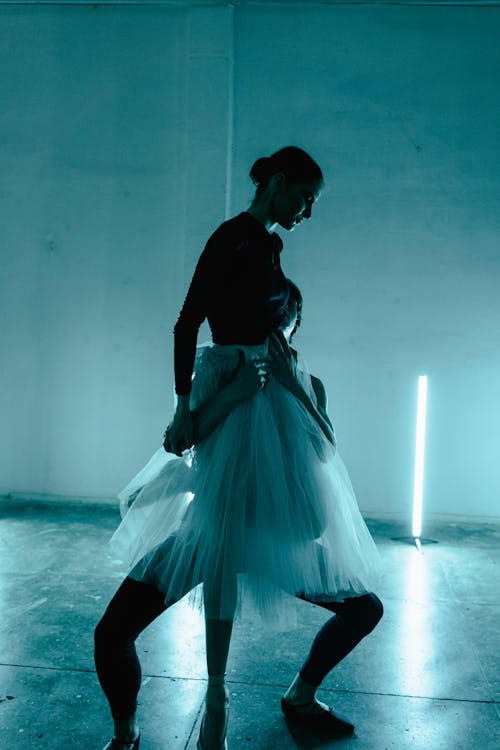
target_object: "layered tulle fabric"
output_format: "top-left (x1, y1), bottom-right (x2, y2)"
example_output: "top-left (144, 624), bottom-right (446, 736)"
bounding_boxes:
top-left (110, 342), bottom-right (381, 625)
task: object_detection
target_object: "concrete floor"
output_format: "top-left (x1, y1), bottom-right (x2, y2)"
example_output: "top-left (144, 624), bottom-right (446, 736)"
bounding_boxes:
top-left (0, 498), bottom-right (498, 750)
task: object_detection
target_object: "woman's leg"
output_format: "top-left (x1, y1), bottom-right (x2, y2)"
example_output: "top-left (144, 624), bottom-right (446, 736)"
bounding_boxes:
top-left (95, 536), bottom-right (203, 746)
top-left (292, 592), bottom-right (384, 690)
top-left (94, 577), bottom-right (166, 746)
top-left (282, 591), bottom-right (383, 731)
top-left (197, 575), bottom-right (237, 749)
top-left (205, 616), bottom-right (235, 678)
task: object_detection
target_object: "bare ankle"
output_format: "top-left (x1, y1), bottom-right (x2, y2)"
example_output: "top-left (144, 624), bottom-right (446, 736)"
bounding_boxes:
top-left (113, 712), bottom-right (139, 743)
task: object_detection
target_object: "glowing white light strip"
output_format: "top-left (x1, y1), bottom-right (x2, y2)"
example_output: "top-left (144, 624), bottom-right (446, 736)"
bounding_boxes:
top-left (412, 375), bottom-right (428, 539)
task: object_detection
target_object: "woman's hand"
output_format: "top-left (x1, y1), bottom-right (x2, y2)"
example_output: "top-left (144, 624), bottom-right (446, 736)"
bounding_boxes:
top-left (163, 407), bottom-right (194, 456)
top-left (267, 331), bottom-right (299, 393)
top-left (223, 360), bottom-right (269, 403)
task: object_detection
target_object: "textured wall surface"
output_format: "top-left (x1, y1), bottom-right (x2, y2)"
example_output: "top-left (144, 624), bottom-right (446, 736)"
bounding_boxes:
top-left (1, 3), bottom-right (499, 517)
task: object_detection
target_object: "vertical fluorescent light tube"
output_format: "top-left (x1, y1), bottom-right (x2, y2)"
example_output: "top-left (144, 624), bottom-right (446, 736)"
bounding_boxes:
top-left (412, 375), bottom-right (428, 538)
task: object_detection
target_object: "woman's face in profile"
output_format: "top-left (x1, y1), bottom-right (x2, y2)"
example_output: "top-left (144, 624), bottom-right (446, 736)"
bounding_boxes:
top-left (276, 180), bottom-right (320, 231)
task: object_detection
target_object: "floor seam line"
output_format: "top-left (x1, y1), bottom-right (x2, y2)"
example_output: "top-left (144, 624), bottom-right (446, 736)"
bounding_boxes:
top-left (0, 662), bottom-right (497, 706)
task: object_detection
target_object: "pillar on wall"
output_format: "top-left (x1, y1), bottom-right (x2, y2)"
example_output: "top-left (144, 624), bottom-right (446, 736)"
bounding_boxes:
top-left (180, 4), bottom-right (234, 288)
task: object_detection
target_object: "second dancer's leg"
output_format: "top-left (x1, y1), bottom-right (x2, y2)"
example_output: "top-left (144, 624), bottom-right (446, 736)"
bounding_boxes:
top-left (94, 576), bottom-right (167, 749)
top-left (95, 536), bottom-right (204, 749)
top-left (282, 591), bottom-right (383, 734)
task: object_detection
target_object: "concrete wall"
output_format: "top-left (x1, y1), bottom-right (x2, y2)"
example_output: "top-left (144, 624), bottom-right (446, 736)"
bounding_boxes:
top-left (1, 2), bottom-right (499, 519)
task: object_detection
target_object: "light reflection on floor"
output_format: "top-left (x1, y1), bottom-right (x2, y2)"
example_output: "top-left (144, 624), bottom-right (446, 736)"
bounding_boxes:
top-left (400, 547), bottom-right (434, 697)
top-left (158, 584), bottom-right (205, 656)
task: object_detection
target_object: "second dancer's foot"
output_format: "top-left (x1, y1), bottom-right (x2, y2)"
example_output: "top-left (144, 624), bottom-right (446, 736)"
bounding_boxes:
top-left (101, 737), bottom-right (140, 750)
top-left (281, 697), bottom-right (354, 734)
top-left (101, 713), bottom-right (140, 750)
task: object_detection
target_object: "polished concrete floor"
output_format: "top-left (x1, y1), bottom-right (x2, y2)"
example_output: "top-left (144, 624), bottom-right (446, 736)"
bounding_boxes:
top-left (0, 498), bottom-right (498, 749)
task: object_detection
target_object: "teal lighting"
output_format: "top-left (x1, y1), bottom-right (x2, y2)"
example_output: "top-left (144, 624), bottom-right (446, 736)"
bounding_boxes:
top-left (412, 375), bottom-right (428, 540)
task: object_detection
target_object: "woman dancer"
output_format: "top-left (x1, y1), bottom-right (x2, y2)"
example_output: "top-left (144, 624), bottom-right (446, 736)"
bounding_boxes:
top-left (95, 148), bottom-right (383, 749)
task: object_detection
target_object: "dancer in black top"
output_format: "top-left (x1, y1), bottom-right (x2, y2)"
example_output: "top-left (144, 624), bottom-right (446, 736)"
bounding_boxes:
top-left (94, 148), bottom-right (383, 750)
top-left (173, 211), bottom-right (289, 397)
top-left (169, 147), bottom-right (322, 451)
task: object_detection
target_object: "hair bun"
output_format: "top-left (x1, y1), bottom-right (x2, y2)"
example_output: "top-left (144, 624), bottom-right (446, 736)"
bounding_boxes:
top-left (249, 146), bottom-right (323, 197)
top-left (249, 156), bottom-right (270, 187)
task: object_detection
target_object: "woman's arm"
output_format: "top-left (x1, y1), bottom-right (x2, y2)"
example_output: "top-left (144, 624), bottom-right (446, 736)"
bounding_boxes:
top-left (267, 333), bottom-right (336, 446)
top-left (164, 362), bottom-right (266, 454)
top-left (170, 220), bottom-right (257, 453)
top-left (191, 363), bottom-right (266, 443)
top-left (310, 375), bottom-right (336, 448)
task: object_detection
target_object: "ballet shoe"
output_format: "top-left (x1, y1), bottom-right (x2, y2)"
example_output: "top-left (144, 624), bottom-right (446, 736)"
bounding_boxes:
top-left (197, 685), bottom-right (229, 750)
top-left (101, 735), bottom-right (140, 750)
top-left (281, 697), bottom-right (354, 735)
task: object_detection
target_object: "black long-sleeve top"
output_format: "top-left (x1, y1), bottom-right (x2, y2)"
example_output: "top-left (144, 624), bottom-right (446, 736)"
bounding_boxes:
top-left (174, 211), bottom-right (290, 395)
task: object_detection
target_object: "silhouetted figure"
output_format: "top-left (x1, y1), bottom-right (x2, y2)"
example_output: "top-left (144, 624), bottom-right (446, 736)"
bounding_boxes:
top-left (94, 148), bottom-right (383, 750)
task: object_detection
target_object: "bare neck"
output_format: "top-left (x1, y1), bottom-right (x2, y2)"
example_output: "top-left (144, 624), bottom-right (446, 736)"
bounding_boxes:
top-left (246, 199), bottom-right (277, 233)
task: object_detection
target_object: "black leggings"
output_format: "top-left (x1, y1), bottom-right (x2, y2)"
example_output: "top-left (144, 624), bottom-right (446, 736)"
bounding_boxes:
top-left (94, 577), bottom-right (383, 719)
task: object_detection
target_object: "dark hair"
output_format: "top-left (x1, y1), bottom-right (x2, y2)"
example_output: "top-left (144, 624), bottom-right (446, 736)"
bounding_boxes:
top-left (284, 278), bottom-right (303, 343)
top-left (250, 146), bottom-right (323, 196)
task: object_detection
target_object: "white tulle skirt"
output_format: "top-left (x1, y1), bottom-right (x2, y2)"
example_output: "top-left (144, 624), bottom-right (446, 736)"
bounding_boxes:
top-left (110, 342), bottom-right (382, 626)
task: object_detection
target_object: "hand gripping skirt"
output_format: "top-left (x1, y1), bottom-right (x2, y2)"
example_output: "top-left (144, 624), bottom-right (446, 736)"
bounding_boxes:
top-left (110, 342), bottom-right (382, 626)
